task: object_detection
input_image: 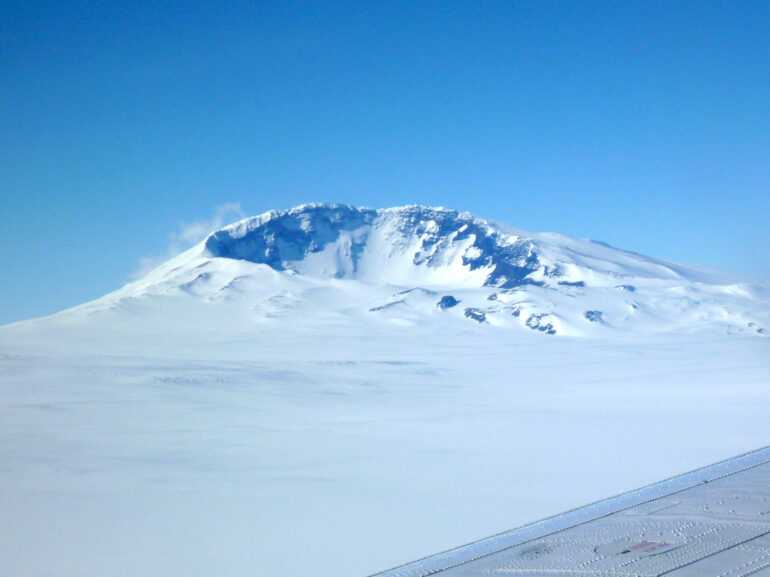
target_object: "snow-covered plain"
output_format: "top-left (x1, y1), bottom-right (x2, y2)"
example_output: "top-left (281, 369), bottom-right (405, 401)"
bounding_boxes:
top-left (1, 205), bottom-right (768, 577)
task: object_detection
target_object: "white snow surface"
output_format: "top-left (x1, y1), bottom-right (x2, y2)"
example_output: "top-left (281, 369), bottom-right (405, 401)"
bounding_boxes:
top-left (1, 204), bottom-right (768, 577)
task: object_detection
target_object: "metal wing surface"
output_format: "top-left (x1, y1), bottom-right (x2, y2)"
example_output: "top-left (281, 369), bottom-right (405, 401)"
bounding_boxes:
top-left (370, 446), bottom-right (770, 577)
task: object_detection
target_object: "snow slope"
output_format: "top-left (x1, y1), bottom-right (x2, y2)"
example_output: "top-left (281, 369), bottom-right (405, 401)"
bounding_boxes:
top-left (0, 204), bottom-right (768, 577)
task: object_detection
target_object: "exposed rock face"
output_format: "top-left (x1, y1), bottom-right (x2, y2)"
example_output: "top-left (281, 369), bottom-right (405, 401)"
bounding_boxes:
top-left (437, 296), bottom-right (460, 310)
top-left (203, 204), bottom-right (550, 288)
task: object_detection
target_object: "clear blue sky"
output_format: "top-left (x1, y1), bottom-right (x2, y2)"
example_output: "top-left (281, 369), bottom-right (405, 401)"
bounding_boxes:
top-left (2, 1), bottom-right (768, 324)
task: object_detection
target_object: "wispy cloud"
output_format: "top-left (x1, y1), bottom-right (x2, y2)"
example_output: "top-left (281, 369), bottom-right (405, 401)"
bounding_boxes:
top-left (132, 202), bottom-right (245, 278)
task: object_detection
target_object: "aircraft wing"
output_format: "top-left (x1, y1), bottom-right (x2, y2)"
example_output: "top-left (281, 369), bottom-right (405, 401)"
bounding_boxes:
top-left (369, 446), bottom-right (770, 577)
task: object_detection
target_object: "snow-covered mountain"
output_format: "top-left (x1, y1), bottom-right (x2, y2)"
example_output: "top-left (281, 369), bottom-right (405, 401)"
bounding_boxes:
top-left (65, 203), bottom-right (767, 337)
top-left (2, 204), bottom-right (769, 577)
